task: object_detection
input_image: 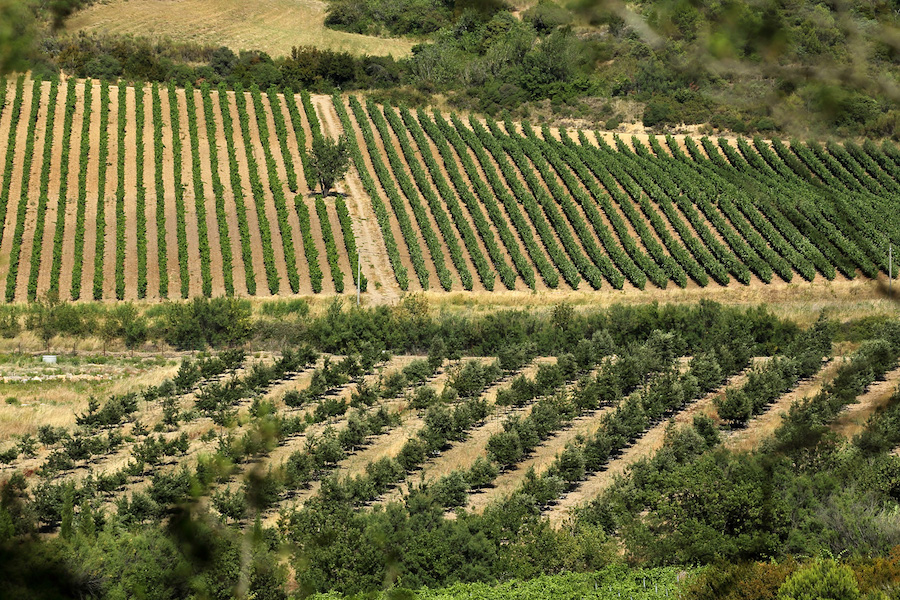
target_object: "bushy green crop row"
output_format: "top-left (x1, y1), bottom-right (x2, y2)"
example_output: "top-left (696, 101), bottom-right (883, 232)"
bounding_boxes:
top-left (315, 196), bottom-right (344, 293)
top-left (183, 83), bottom-right (213, 297)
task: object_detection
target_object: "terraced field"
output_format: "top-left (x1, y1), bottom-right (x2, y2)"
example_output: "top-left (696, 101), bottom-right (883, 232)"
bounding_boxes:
top-left (0, 76), bottom-right (897, 303)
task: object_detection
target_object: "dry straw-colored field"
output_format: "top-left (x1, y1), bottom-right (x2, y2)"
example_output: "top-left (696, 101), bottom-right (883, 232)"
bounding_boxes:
top-left (64, 0), bottom-right (417, 58)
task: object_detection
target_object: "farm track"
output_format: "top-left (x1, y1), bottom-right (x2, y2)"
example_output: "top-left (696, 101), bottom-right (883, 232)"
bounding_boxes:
top-left (0, 78), bottom-right (893, 302)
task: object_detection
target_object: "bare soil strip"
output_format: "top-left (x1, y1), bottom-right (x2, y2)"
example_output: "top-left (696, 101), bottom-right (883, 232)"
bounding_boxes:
top-left (139, 84), bottom-right (162, 300)
top-left (122, 85), bottom-right (140, 300)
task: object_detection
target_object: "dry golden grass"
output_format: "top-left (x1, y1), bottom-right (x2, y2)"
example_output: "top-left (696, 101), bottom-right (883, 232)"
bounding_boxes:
top-left (64, 0), bottom-right (417, 58)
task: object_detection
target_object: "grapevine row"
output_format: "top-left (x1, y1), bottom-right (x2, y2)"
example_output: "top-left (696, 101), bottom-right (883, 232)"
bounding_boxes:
top-left (135, 85), bottom-right (148, 298)
top-left (398, 106), bottom-right (503, 290)
top-left (315, 196), bottom-right (344, 293)
top-left (554, 129), bottom-right (668, 288)
top-left (6, 79), bottom-right (45, 301)
top-left (167, 81), bottom-right (190, 299)
top-left (282, 90), bottom-right (314, 191)
top-left (249, 84), bottom-right (300, 293)
top-left (0, 76), bottom-right (24, 246)
top-left (23, 78), bottom-right (60, 301)
top-left (215, 83), bottom-right (256, 295)
top-left (367, 100), bottom-right (454, 290)
top-left (266, 87), bottom-right (298, 193)
top-left (199, 84), bottom-right (235, 296)
top-left (114, 82), bottom-right (127, 299)
top-left (71, 80), bottom-right (93, 300)
top-left (294, 196), bottom-right (323, 293)
top-left (334, 195), bottom-right (367, 292)
top-left (349, 95), bottom-right (429, 289)
top-left (151, 83), bottom-right (170, 298)
top-left (449, 113), bottom-right (559, 288)
top-left (473, 116), bottom-right (582, 288)
top-left (233, 83), bottom-right (280, 294)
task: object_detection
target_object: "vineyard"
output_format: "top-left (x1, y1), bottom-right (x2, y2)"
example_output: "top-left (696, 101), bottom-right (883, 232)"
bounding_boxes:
top-left (0, 76), bottom-right (898, 302)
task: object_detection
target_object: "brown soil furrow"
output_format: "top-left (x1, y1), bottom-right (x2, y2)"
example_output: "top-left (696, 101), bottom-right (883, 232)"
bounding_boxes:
top-left (378, 106), bottom-right (471, 291)
top-left (13, 80), bottom-right (53, 300)
top-left (832, 365), bottom-right (900, 439)
top-left (122, 85), bottom-right (139, 300)
top-left (311, 94), bottom-right (340, 141)
top-left (191, 86), bottom-right (227, 297)
top-left (344, 98), bottom-right (422, 292)
top-left (242, 89), bottom-right (291, 294)
top-left (173, 88), bottom-right (205, 297)
top-left (77, 81), bottom-right (103, 299)
top-left (546, 362), bottom-right (764, 527)
top-left (97, 84), bottom-right (120, 300)
top-left (158, 88), bottom-right (183, 298)
top-left (138, 84), bottom-right (161, 300)
top-left (58, 80), bottom-right (87, 300)
top-left (224, 91), bottom-right (268, 295)
top-left (454, 119), bottom-right (558, 290)
top-left (725, 358), bottom-right (841, 452)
